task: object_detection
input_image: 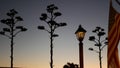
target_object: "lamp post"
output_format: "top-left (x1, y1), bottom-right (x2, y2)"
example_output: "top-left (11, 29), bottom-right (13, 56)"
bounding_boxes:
top-left (75, 25), bottom-right (86, 68)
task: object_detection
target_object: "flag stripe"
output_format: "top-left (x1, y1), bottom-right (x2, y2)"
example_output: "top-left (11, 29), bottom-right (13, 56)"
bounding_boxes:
top-left (115, 49), bottom-right (119, 66)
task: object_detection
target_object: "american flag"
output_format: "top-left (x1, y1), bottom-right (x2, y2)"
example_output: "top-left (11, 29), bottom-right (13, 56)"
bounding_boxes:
top-left (108, 0), bottom-right (120, 68)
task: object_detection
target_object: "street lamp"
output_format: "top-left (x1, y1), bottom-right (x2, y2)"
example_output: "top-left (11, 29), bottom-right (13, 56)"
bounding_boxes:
top-left (75, 25), bottom-right (86, 68)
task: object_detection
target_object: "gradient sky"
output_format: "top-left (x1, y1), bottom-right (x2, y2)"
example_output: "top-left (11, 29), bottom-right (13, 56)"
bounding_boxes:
top-left (0, 0), bottom-right (120, 68)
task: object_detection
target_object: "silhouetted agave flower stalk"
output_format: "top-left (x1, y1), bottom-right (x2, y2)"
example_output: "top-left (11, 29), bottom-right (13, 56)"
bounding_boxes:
top-left (88, 26), bottom-right (107, 68)
top-left (38, 4), bottom-right (67, 68)
top-left (0, 9), bottom-right (27, 68)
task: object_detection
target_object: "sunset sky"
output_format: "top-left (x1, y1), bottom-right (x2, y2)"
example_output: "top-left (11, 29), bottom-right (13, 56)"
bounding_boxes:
top-left (0, 0), bottom-right (120, 68)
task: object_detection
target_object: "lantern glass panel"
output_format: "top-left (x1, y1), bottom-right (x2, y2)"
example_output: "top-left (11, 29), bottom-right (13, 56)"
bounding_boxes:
top-left (76, 32), bottom-right (85, 41)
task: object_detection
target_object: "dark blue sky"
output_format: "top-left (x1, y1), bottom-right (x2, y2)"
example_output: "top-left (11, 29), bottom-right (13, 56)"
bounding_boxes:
top-left (0, 0), bottom-right (119, 68)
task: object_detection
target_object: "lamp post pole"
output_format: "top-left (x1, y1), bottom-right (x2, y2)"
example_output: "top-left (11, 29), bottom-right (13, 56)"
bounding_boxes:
top-left (79, 41), bottom-right (83, 68)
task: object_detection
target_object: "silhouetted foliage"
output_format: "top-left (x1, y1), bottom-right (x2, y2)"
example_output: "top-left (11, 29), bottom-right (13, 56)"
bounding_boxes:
top-left (88, 48), bottom-right (94, 51)
top-left (0, 31), bottom-right (5, 35)
top-left (88, 26), bottom-right (107, 68)
top-left (38, 4), bottom-right (67, 68)
top-left (89, 36), bottom-right (95, 41)
top-left (38, 26), bottom-right (45, 30)
top-left (63, 62), bottom-right (79, 68)
top-left (0, 9), bottom-right (27, 68)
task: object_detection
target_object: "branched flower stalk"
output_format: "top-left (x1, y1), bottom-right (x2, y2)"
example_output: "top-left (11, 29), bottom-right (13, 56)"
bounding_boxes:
top-left (88, 27), bottom-right (108, 68)
top-left (0, 9), bottom-right (27, 68)
top-left (38, 4), bottom-right (67, 68)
